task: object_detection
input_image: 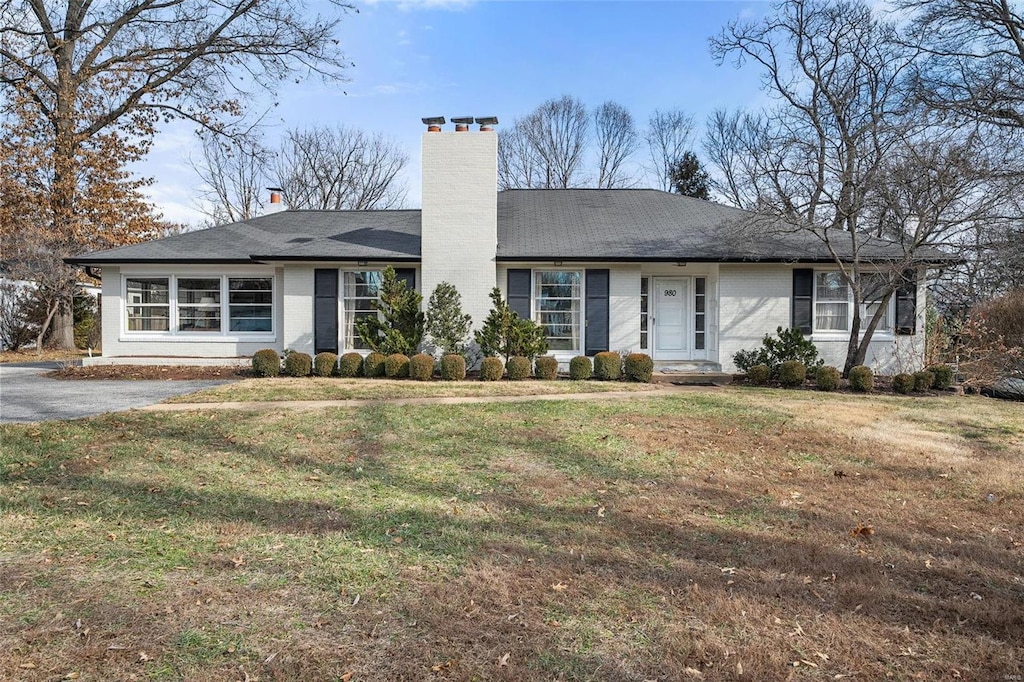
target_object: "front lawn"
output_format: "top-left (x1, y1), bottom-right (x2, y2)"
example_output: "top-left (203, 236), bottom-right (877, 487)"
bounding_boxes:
top-left (1, 390), bottom-right (1021, 680)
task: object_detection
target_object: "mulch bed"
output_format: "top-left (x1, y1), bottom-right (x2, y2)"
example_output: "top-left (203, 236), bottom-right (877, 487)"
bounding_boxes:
top-left (48, 365), bottom-right (253, 381)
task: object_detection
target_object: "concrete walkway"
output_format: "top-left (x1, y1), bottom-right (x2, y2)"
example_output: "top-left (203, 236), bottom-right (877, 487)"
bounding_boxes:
top-left (141, 384), bottom-right (711, 413)
top-left (0, 362), bottom-right (234, 424)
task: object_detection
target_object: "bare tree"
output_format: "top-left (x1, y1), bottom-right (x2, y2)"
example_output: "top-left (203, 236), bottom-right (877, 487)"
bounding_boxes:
top-left (274, 126), bottom-right (408, 210)
top-left (0, 0), bottom-right (352, 348)
top-left (901, 0), bottom-right (1024, 129)
top-left (644, 109), bottom-right (695, 191)
top-left (498, 95), bottom-right (590, 189)
top-left (192, 132), bottom-right (270, 225)
top-left (593, 101), bottom-right (638, 188)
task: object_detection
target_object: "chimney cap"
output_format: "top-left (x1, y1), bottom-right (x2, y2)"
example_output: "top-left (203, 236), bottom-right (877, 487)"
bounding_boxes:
top-left (475, 116), bottom-right (498, 126)
top-left (451, 116), bottom-right (474, 124)
top-left (421, 116), bottom-right (446, 126)
top-left (266, 186), bottom-right (283, 192)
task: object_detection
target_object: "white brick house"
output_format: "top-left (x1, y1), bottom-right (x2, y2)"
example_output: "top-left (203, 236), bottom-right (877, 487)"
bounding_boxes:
top-left (69, 118), bottom-right (948, 373)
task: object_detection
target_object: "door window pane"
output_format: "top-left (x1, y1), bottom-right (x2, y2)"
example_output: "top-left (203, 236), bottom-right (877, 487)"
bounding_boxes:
top-left (343, 271), bottom-right (381, 350)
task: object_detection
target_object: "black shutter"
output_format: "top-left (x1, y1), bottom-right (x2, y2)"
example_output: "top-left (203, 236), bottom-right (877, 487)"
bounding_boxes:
top-left (395, 268), bottom-right (416, 291)
top-left (895, 272), bottom-right (917, 335)
top-left (507, 269), bottom-right (531, 319)
top-left (314, 269), bottom-right (339, 354)
top-left (792, 268), bottom-right (814, 336)
top-left (585, 269), bottom-right (610, 356)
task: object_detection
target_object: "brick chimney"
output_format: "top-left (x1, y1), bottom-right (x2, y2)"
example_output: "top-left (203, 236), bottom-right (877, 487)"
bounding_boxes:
top-left (265, 187), bottom-right (285, 215)
top-left (419, 116), bottom-right (498, 331)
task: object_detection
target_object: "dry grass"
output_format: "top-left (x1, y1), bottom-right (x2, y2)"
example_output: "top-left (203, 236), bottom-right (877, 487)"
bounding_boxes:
top-left (0, 349), bottom-right (87, 364)
top-left (1, 389), bottom-right (1021, 681)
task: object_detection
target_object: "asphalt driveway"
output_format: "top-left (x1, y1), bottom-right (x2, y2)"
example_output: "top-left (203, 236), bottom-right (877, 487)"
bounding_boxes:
top-left (0, 363), bottom-right (232, 424)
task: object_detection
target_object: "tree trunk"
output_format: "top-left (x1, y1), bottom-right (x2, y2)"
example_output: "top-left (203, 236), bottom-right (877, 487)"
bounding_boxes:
top-left (50, 299), bottom-right (76, 350)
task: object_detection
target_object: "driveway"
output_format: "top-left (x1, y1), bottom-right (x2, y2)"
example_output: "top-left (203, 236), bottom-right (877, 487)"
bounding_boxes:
top-left (0, 363), bottom-right (233, 424)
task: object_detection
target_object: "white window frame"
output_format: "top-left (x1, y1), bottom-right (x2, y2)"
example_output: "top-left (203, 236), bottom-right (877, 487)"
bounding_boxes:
top-left (533, 270), bottom-right (583, 354)
top-left (813, 270), bottom-right (895, 338)
top-left (121, 272), bottom-right (275, 342)
top-left (341, 270), bottom-right (383, 352)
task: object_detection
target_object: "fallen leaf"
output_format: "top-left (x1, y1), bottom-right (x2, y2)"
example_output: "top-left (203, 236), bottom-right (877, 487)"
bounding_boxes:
top-left (551, 582), bottom-right (568, 591)
top-left (352, 594), bottom-right (360, 606)
top-left (597, 506), bottom-right (606, 518)
top-left (849, 523), bottom-right (874, 540)
top-left (341, 672), bottom-right (354, 681)
top-left (392, 536), bottom-right (403, 544)
top-left (19, 663), bottom-right (36, 669)
top-left (498, 652), bottom-right (510, 666)
top-left (138, 651), bottom-right (150, 662)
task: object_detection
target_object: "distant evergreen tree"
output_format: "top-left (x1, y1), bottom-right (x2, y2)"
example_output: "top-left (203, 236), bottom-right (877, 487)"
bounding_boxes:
top-left (668, 151), bottom-right (711, 199)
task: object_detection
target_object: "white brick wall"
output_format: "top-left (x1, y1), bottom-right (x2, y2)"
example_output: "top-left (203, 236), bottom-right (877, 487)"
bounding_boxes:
top-left (609, 265), bottom-right (641, 353)
top-left (282, 265), bottom-right (315, 354)
top-left (420, 131), bottom-right (498, 330)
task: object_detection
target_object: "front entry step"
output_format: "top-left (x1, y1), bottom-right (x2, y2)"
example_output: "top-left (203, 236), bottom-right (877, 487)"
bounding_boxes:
top-left (651, 361), bottom-right (733, 386)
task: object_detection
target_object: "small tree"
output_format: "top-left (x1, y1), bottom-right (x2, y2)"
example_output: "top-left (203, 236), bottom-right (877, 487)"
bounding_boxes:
top-left (354, 266), bottom-right (424, 355)
top-left (474, 288), bottom-right (549, 361)
top-left (424, 282), bottom-right (472, 357)
top-left (668, 151), bottom-right (711, 199)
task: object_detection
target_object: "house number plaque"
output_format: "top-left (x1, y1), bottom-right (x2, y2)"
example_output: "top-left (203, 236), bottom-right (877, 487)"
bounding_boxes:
top-left (664, 289), bottom-right (677, 296)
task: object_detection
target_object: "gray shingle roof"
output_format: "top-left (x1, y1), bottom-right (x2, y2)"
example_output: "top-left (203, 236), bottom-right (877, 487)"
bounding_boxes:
top-left (69, 190), bottom-right (952, 264)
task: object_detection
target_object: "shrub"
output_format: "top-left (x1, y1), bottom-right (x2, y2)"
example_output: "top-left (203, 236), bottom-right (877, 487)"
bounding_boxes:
top-left (535, 356), bottom-right (559, 380)
top-left (338, 352), bottom-right (364, 378)
top-left (312, 352), bottom-right (338, 377)
top-left (624, 353), bottom-right (654, 383)
top-left (778, 360), bottom-right (807, 388)
top-left (409, 353), bottom-right (435, 381)
top-left (384, 353), bottom-right (410, 378)
top-left (362, 352), bottom-right (386, 378)
top-left (425, 282), bottom-right (473, 357)
top-left (439, 353), bottom-right (467, 381)
top-left (892, 373), bottom-right (914, 394)
top-left (747, 364), bottom-right (770, 386)
top-left (354, 266), bottom-right (424, 355)
top-left (506, 356), bottom-right (531, 380)
top-left (569, 355), bottom-right (592, 380)
top-left (479, 356), bottom-right (504, 381)
top-left (913, 370), bottom-right (935, 392)
top-left (848, 365), bottom-right (874, 392)
top-left (593, 351), bottom-right (621, 381)
top-left (929, 364), bottom-right (954, 390)
top-left (733, 326), bottom-right (823, 376)
top-left (815, 366), bottom-right (841, 391)
top-left (252, 349), bottom-right (281, 377)
top-left (474, 288), bottom-right (549, 361)
top-left (283, 351), bottom-right (312, 377)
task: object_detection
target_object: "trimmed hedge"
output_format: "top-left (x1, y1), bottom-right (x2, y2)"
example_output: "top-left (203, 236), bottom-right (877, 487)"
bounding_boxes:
top-left (892, 373), bottom-right (914, 394)
top-left (534, 356), bottom-right (559, 381)
top-left (815, 366), bottom-right (841, 392)
top-left (778, 360), bottom-right (806, 388)
top-left (623, 353), bottom-right (654, 383)
top-left (338, 352), bottom-right (364, 378)
top-left (439, 354), bottom-right (466, 381)
top-left (929, 364), bottom-right (954, 390)
top-left (252, 349), bottom-right (281, 377)
top-left (283, 351), bottom-right (312, 377)
top-left (363, 352), bottom-right (386, 378)
top-left (479, 357), bottom-right (504, 381)
top-left (913, 369), bottom-right (935, 392)
top-left (747, 364), bottom-right (770, 386)
top-left (569, 355), bottom-right (592, 380)
top-left (409, 353), bottom-right (435, 381)
top-left (384, 353), bottom-right (410, 378)
top-left (312, 352), bottom-right (338, 377)
top-left (506, 356), bottom-right (532, 381)
top-left (849, 365), bottom-right (874, 392)
top-left (593, 351), bottom-right (621, 381)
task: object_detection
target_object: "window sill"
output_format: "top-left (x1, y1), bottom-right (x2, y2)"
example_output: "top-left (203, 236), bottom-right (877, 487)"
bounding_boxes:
top-left (812, 332), bottom-right (895, 342)
top-left (120, 334), bottom-right (277, 343)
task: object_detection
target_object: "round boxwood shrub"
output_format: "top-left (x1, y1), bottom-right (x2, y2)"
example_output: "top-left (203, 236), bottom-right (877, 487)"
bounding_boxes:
top-left (815, 365), bottom-right (841, 392)
top-left (338, 352), bottom-right (364, 378)
top-left (747, 363), bottom-right (770, 386)
top-left (913, 369), bottom-right (935, 392)
top-left (439, 354), bottom-right (467, 381)
top-left (479, 356), bottom-right (504, 381)
top-left (778, 360), bottom-right (807, 388)
top-left (252, 349), bottom-right (281, 377)
top-left (535, 356), bottom-right (559, 381)
top-left (929, 364), bottom-right (954, 390)
top-left (892, 373), bottom-right (914, 394)
top-left (312, 352), bottom-right (338, 377)
top-left (506, 356), bottom-right (531, 381)
top-left (624, 353), bottom-right (654, 383)
top-left (849, 365), bottom-right (874, 392)
top-left (569, 355), bottom-right (592, 380)
top-left (384, 353), bottom-right (410, 378)
top-left (362, 352), bottom-right (386, 378)
top-left (593, 351), bottom-right (621, 381)
top-left (283, 351), bottom-right (312, 377)
top-left (409, 353), bottom-right (435, 381)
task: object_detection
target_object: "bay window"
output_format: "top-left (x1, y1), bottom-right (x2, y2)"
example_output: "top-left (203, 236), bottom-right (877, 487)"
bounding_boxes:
top-left (535, 270), bottom-right (581, 351)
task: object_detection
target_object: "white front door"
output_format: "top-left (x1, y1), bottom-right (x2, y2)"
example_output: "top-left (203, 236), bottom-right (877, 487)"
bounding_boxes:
top-left (654, 277), bottom-right (689, 360)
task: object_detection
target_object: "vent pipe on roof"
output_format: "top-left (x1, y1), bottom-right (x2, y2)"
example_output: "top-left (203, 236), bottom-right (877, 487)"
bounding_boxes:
top-left (475, 116), bottom-right (498, 132)
top-left (452, 116), bottom-right (473, 132)
top-left (422, 116), bottom-right (446, 132)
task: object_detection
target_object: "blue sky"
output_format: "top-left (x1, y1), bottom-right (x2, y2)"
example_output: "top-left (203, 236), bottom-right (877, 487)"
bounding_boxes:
top-left (143, 0), bottom-right (771, 225)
